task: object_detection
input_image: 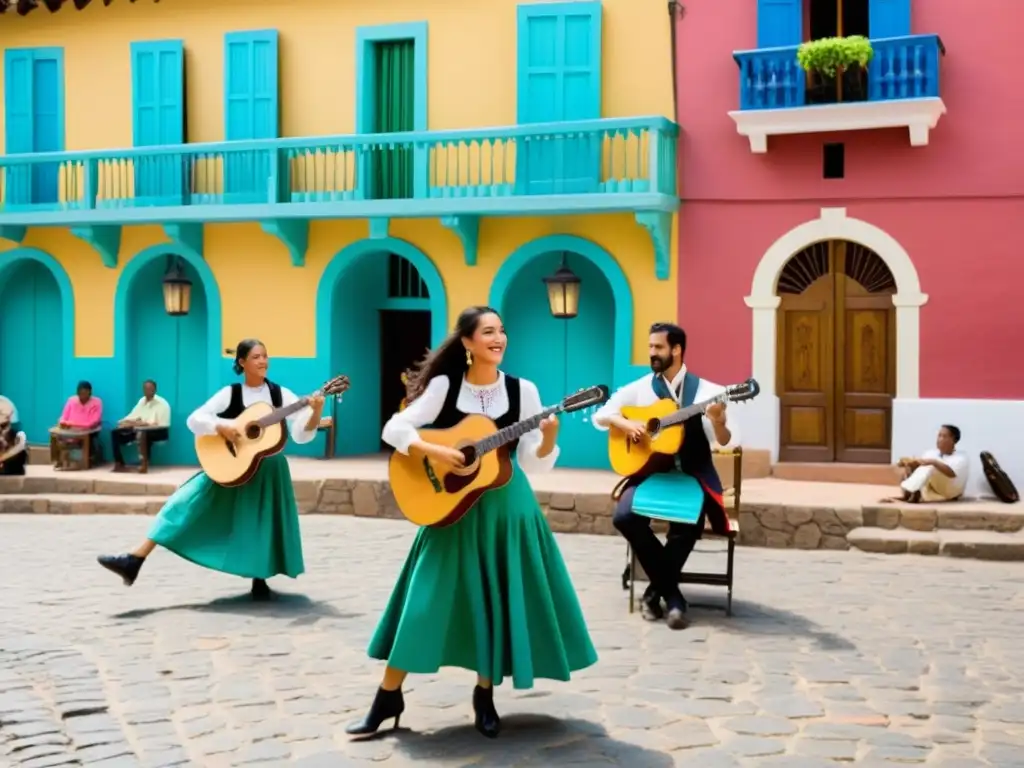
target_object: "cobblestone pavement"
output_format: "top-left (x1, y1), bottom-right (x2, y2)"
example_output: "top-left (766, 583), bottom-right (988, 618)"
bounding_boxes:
top-left (2, 515), bottom-right (1024, 767)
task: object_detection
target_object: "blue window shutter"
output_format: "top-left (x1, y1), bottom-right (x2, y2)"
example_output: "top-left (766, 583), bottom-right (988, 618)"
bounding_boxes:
top-left (130, 40), bottom-right (185, 146)
top-left (516, 1), bottom-right (602, 123)
top-left (757, 0), bottom-right (803, 48)
top-left (224, 30), bottom-right (279, 140)
top-left (4, 49), bottom-right (36, 154)
top-left (869, 0), bottom-right (911, 39)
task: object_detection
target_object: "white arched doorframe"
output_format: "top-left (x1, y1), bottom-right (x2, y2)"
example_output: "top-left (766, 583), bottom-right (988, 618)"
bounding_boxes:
top-left (742, 207), bottom-right (928, 458)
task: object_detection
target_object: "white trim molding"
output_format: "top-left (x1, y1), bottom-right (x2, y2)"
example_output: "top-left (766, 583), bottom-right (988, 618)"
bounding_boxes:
top-left (728, 97), bottom-right (946, 154)
top-left (742, 207), bottom-right (928, 458)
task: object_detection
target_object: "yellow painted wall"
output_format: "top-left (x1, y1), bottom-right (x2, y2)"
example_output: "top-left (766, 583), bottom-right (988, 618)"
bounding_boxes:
top-left (8, 214), bottom-right (676, 366)
top-left (0, 0), bottom-right (674, 149)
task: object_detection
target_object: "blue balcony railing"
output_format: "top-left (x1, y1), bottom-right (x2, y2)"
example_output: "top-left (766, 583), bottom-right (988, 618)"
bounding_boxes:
top-left (0, 116), bottom-right (678, 219)
top-left (733, 34), bottom-right (944, 111)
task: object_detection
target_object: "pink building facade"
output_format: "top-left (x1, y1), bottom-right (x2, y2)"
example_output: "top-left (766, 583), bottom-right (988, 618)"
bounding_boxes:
top-left (676, 0), bottom-right (1024, 494)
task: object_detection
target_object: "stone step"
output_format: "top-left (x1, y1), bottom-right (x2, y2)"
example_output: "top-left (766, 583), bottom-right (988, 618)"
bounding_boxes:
top-left (0, 494), bottom-right (168, 515)
top-left (772, 462), bottom-right (902, 486)
top-left (847, 526), bottom-right (1024, 560)
top-left (863, 504), bottom-right (1024, 533)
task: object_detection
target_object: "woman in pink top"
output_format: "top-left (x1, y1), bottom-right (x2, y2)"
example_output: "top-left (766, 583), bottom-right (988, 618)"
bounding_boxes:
top-left (58, 381), bottom-right (103, 430)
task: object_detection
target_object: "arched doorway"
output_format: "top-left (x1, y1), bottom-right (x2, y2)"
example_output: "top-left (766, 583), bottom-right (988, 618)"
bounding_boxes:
top-left (0, 258), bottom-right (67, 442)
top-left (499, 250), bottom-right (615, 469)
top-left (327, 247), bottom-right (437, 455)
top-left (776, 239), bottom-right (896, 464)
top-left (124, 255), bottom-right (209, 465)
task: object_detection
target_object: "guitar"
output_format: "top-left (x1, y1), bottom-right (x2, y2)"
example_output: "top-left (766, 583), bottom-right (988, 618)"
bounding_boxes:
top-left (608, 378), bottom-right (760, 477)
top-left (197, 375), bottom-right (350, 487)
top-left (389, 384), bottom-right (610, 528)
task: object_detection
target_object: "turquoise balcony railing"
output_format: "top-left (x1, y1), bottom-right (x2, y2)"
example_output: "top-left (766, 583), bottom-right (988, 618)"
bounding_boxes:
top-left (733, 34), bottom-right (944, 111)
top-left (0, 116), bottom-right (678, 222)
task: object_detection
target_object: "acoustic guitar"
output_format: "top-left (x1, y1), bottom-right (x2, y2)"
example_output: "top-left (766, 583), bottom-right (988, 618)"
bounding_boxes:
top-left (389, 384), bottom-right (610, 528)
top-left (608, 378), bottom-right (760, 477)
top-left (197, 374), bottom-right (350, 487)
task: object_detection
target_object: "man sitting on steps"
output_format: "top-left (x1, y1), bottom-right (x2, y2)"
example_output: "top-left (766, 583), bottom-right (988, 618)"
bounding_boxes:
top-left (884, 424), bottom-right (969, 504)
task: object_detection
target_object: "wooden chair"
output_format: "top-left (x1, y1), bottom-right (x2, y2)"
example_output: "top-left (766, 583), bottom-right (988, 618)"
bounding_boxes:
top-left (624, 447), bottom-right (743, 617)
top-left (318, 395), bottom-right (338, 459)
top-left (49, 427), bottom-right (102, 470)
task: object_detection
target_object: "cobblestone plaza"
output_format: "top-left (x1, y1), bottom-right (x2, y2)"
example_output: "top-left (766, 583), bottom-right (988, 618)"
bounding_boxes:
top-left (2, 514), bottom-right (1023, 767)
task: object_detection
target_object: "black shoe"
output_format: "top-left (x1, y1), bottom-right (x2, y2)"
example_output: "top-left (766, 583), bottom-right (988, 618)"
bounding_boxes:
top-left (97, 554), bottom-right (144, 586)
top-left (473, 685), bottom-right (500, 739)
top-left (666, 598), bottom-right (689, 630)
top-left (640, 586), bottom-right (664, 621)
top-left (345, 687), bottom-right (404, 736)
top-left (251, 579), bottom-right (271, 601)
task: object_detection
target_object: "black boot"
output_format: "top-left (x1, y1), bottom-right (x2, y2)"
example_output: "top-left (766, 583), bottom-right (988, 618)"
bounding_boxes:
top-left (345, 687), bottom-right (404, 736)
top-left (473, 685), bottom-right (500, 739)
top-left (97, 554), bottom-right (145, 586)
top-left (640, 585), bottom-right (664, 621)
top-left (251, 579), bottom-right (271, 601)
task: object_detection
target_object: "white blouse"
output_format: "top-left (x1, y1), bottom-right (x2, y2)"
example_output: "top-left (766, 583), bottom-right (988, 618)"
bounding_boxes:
top-left (186, 383), bottom-right (319, 445)
top-left (381, 373), bottom-right (560, 473)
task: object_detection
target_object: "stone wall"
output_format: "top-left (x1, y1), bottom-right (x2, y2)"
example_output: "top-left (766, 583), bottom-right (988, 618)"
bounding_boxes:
top-left (737, 505), bottom-right (862, 551)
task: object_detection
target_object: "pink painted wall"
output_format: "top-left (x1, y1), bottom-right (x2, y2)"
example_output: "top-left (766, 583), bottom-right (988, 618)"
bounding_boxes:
top-left (673, 0), bottom-right (1024, 399)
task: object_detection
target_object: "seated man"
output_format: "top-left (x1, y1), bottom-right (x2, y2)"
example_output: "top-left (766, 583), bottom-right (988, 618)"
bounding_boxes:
top-left (52, 381), bottom-right (104, 467)
top-left (112, 379), bottom-right (171, 471)
top-left (593, 322), bottom-right (739, 631)
top-left (888, 424), bottom-right (969, 503)
top-left (0, 398), bottom-right (27, 476)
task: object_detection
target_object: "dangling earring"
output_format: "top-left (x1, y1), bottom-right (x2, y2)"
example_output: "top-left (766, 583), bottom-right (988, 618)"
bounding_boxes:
top-left (466, 349), bottom-right (473, 366)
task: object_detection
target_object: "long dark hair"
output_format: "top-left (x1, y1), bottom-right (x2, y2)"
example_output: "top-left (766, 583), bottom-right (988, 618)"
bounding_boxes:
top-left (232, 338), bottom-right (265, 376)
top-left (405, 306), bottom-right (499, 404)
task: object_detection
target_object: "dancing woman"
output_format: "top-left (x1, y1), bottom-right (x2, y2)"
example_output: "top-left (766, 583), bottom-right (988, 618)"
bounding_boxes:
top-left (96, 339), bottom-right (323, 600)
top-left (346, 306), bottom-right (598, 739)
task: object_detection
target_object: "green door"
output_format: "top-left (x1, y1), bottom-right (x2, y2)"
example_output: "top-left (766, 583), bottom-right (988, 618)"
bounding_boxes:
top-left (372, 40), bottom-right (414, 199)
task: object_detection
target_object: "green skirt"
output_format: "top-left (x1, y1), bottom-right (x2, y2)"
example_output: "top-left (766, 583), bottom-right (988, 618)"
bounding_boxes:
top-left (147, 453), bottom-right (305, 579)
top-left (367, 463), bottom-right (598, 689)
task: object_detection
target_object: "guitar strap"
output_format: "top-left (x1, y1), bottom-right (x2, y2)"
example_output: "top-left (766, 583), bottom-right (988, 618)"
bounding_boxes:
top-left (650, 372), bottom-right (699, 407)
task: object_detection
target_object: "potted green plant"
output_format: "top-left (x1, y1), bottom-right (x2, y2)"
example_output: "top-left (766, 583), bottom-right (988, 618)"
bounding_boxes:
top-left (796, 35), bottom-right (874, 103)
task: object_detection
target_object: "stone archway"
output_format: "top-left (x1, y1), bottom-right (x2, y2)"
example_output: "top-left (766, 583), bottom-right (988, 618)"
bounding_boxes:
top-left (743, 208), bottom-right (928, 461)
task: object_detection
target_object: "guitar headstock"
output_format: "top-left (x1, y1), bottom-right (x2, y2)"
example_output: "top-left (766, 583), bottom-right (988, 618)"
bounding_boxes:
top-left (321, 375), bottom-right (351, 397)
top-left (724, 378), bottom-right (760, 403)
top-left (561, 385), bottom-right (610, 413)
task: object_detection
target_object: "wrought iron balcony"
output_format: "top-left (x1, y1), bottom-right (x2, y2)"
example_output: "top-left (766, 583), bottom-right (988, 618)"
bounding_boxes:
top-left (0, 116), bottom-right (678, 223)
top-left (728, 34), bottom-right (946, 152)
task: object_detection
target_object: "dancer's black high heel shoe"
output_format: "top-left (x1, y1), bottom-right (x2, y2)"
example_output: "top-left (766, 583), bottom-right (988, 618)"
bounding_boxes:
top-left (345, 687), bottom-right (404, 736)
top-left (251, 579), bottom-right (271, 601)
top-left (473, 685), bottom-right (500, 739)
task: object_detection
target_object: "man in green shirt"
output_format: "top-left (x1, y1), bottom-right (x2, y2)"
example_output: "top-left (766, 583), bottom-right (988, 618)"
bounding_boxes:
top-left (112, 380), bottom-right (171, 471)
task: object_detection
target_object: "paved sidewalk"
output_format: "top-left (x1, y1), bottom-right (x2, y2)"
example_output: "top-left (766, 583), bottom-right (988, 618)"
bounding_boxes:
top-left (2, 514), bottom-right (1024, 766)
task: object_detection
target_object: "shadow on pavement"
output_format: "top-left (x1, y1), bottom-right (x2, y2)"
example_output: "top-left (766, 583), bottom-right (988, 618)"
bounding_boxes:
top-left (111, 591), bottom-right (360, 626)
top-left (687, 594), bottom-right (856, 652)
top-left (386, 714), bottom-right (674, 766)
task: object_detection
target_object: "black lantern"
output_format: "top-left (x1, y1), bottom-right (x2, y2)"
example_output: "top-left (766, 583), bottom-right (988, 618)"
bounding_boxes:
top-left (542, 252), bottom-right (581, 319)
top-left (161, 255), bottom-right (192, 316)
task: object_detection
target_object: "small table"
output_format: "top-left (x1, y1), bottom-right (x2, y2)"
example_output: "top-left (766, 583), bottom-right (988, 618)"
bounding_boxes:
top-left (49, 427), bottom-right (101, 471)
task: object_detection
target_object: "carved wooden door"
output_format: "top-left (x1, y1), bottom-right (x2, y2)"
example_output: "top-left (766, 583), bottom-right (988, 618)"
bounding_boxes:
top-left (777, 243), bottom-right (835, 462)
top-left (775, 241), bottom-right (895, 463)
top-left (834, 242), bottom-right (896, 463)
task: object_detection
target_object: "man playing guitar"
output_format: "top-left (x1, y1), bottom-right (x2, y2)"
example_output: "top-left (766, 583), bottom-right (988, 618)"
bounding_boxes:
top-left (593, 323), bottom-right (740, 630)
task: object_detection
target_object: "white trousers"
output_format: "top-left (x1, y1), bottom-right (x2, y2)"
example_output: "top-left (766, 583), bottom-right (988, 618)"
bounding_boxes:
top-left (901, 465), bottom-right (961, 502)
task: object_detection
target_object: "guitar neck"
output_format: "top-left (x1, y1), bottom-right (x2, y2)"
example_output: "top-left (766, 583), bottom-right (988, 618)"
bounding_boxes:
top-left (474, 405), bottom-right (561, 456)
top-left (659, 393), bottom-right (726, 429)
top-left (255, 395), bottom-right (314, 428)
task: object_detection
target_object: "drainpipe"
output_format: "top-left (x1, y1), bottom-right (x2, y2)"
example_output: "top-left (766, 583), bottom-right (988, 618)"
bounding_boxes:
top-left (667, 1), bottom-right (684, 122)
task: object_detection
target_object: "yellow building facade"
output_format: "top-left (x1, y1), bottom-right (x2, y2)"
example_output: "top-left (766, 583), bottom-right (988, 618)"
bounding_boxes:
top-left (0, 0), bottom-right (679, 468)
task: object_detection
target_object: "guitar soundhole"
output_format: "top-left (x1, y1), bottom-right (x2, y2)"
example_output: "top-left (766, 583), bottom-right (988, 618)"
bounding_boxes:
top-left (244, 423), bottom-right (262, 440)
top-left (646, 418), bottom-right (661, 437)
top-left (460, 446), bottom-right (477, 465)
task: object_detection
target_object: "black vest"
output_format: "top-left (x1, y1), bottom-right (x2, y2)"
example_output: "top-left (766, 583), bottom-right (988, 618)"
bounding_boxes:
top-left (652, 373), bottom-right (724, 497)
top-left (429, 373), bottom-right (523, 452)
top-left (218, 381), bottom-right (283, 419)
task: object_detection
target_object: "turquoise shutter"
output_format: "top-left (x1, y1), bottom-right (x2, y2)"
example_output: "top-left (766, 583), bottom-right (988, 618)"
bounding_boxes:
top-left (516, 1), bottom-right (602, 195)
top-left (4, 49), bottom-right (36, 207)
top-left (224, 30), bottom-right (279, 203)
top-left (757, 0), bottom-right (803, 48)
top-left (869, 0), bottom-right (911, 38)
top-left (130, 40), bottom-right (185, 205)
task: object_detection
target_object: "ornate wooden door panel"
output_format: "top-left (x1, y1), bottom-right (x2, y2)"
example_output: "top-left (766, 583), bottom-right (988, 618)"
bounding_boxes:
top-left (835, 244), bottom-right (896, 463)
top-left (777, 272), bottom-right (835, 462)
